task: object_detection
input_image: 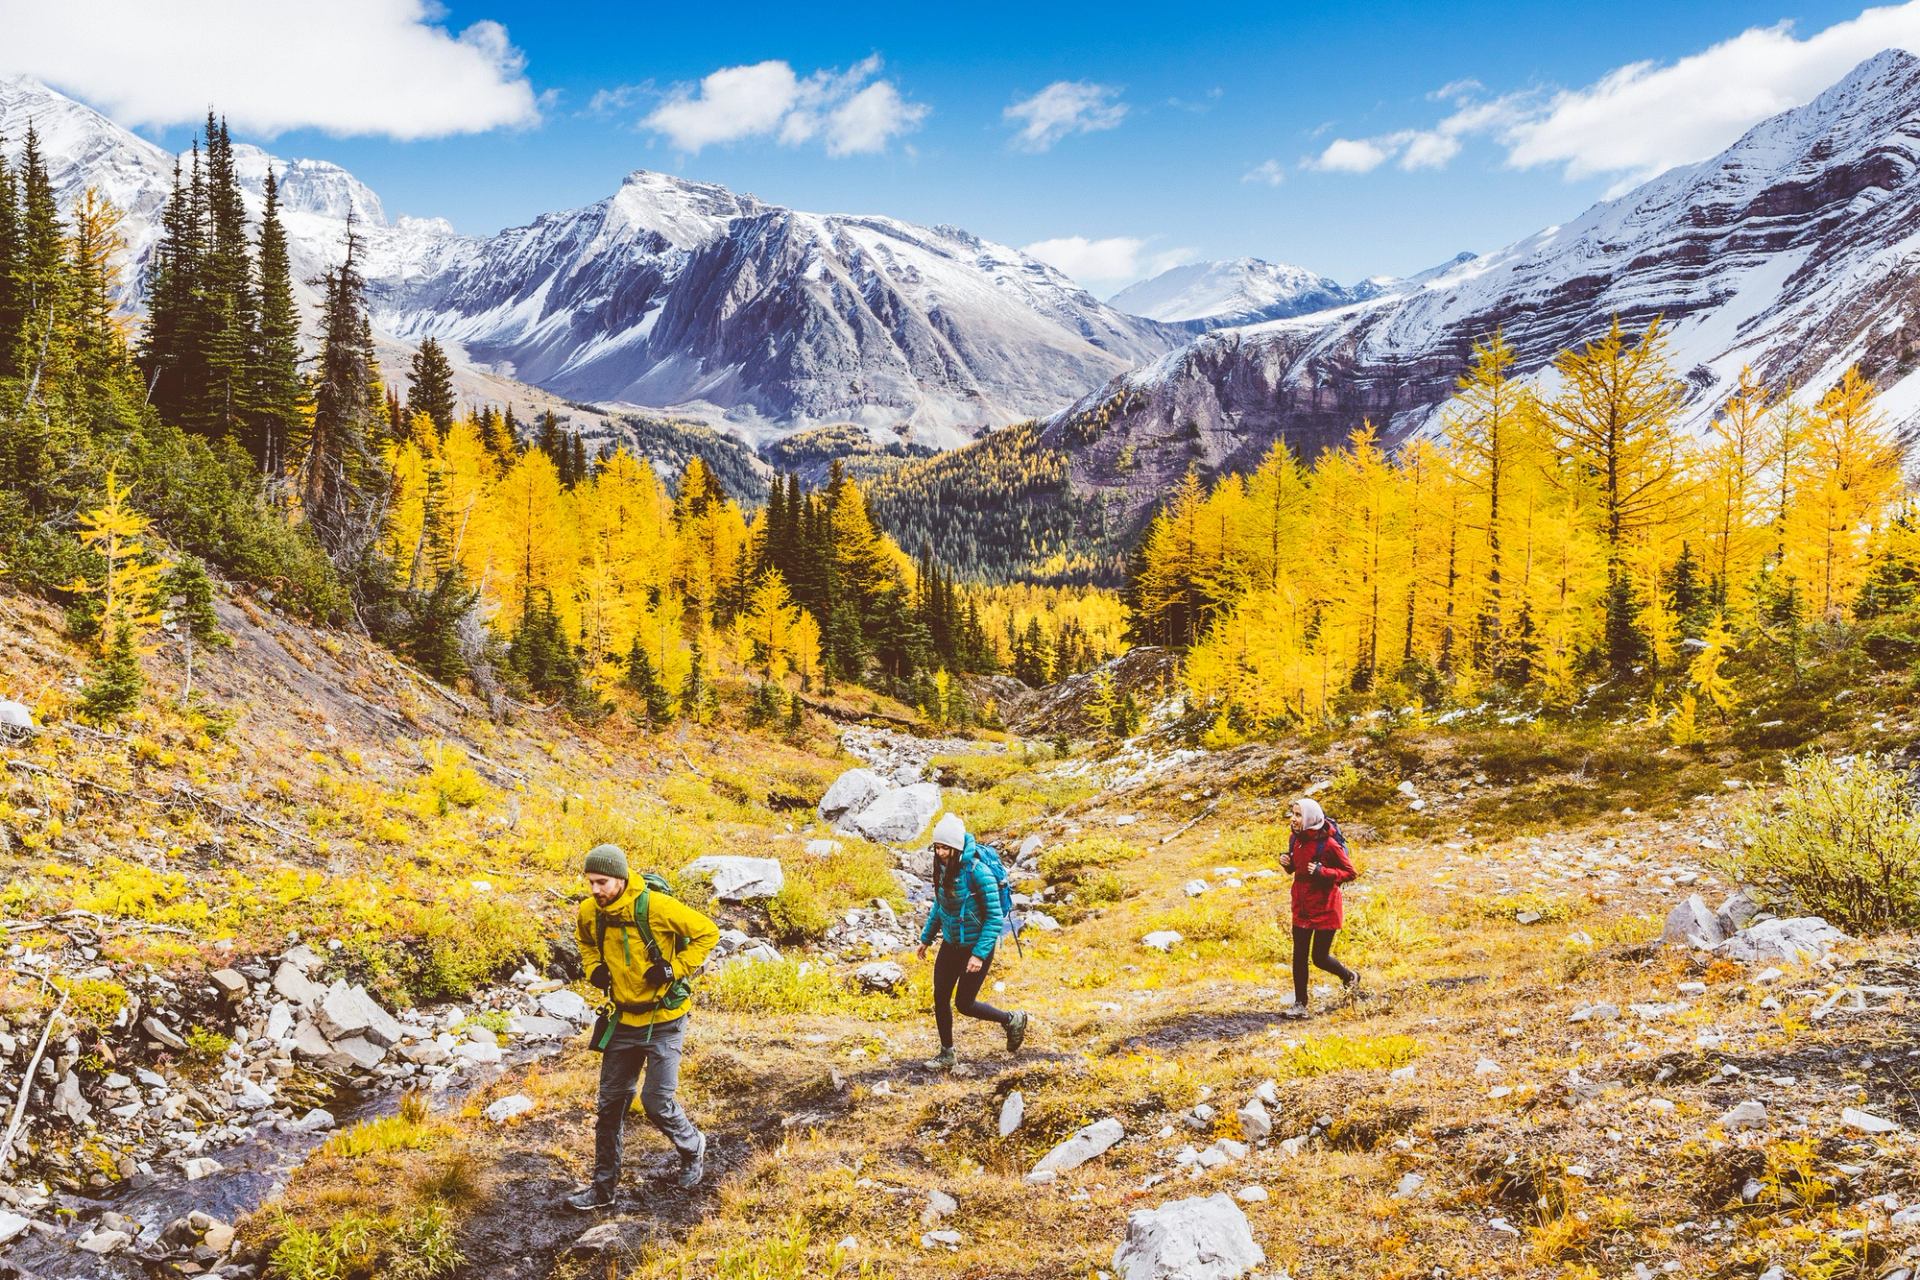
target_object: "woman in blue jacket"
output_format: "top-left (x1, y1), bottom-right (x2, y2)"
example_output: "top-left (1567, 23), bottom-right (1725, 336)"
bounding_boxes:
top-left (916, 814), bottom-right (1029, 1069)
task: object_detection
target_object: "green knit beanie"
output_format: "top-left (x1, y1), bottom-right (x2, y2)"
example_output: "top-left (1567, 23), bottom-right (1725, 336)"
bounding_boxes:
top-left (583, 843), bottom-right (629, 880)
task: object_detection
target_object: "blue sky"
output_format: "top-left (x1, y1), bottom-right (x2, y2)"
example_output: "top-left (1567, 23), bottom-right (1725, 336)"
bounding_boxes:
top-left (6, 0), bottom-right (1914, 290)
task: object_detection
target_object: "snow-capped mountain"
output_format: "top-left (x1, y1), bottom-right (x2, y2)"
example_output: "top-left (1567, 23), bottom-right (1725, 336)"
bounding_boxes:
top-left (1109, 258), bottom-right (1360, 326)
top-left (1, 75), bottom-right (1178, 447)
top-left (373, 171), bottom-right (1180, 446)
top-left (1108, 252), bottom-right (1480, 328)
top-left (1039, 48), bottom-right (1920, 535)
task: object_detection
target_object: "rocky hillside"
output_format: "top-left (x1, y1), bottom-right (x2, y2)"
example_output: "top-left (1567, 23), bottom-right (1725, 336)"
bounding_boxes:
top-left (1029, 49), bottom-right (1920, 538)
top-left (4, 568), bottom-right (1919, 1279)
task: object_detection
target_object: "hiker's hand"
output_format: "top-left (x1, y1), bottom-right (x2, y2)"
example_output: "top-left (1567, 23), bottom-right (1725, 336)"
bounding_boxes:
top-left (1308, 861), bottom-right (1323, 878)
top-left (967, 956), bottom-right (984, 974)
top-left (1280, 854), bottom-right (1294, 872)
top-left (644, 961), bottom-right (672, 987)
top-left (917, 943), bottom-right (929, 961)
top-left (589, 965), bottom-right (612, 993)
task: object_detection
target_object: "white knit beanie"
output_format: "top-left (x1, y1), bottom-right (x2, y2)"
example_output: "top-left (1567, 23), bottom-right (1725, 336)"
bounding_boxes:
top-left (930, 813), bottom-right (966, 850)
top-left (1294, 797), bottom-right (1326, 830)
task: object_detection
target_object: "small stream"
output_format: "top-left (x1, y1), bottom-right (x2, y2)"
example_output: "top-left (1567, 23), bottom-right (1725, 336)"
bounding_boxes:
top-left (4, 1042), bottom-right (563, 1280)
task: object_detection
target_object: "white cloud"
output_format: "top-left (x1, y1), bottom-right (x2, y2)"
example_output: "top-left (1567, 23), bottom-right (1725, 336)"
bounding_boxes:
top-left (1504, 6), bottom-right (1920, 186)
top-left (1021, 234), bottom-right (1193, 288)
top-left (586, 83), bottom-right (649, 118)
top-left (641, 55), bottom-right (925, 156)
top-left (0, 0), bottom-right (539, 139)
top-left (822, 81), bottom-right (928, 156)
top-left (1004, 81), bottom-right (1127, 152)
top-left (1308, 3), bottom-right (1920, 188)
top-left (1310, 137), bottom-right (1393, 173)
top-left (1241, 159), bottom-right (1286, 186)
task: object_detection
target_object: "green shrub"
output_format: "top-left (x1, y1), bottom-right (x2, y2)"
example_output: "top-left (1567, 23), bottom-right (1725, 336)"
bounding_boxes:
top-left (699, 959), bottom-right (915, 1020)
top-left (268, 1205), bottom-right (461, 1280)
top-left (1038, 835), bottom-right (1138, 883)
top-left (928, 751), bottom-right (1029, 791)
top-left (1078, 869), bottom-right (1126, 905)
top-left (1273, 1032), bottom-right (1420, 1078)
top-left (766, 879), bottom-right (834, 944)
top-left (1725, 751), bottom-right (1920, 932)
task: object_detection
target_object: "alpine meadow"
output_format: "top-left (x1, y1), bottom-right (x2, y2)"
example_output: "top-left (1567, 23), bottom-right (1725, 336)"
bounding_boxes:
top-left (3, 13), bottom-right (1920, 1280)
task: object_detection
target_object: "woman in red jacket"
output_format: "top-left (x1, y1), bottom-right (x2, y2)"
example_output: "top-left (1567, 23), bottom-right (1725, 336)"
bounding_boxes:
top-left (1280, 797), bottom-right (1359, 1018)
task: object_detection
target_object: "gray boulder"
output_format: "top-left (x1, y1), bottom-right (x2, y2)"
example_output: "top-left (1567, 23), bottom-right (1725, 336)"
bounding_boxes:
top-left (1716, 916), bottom-right (1849, 963)
top-left (321, 1037), bottom-right (387, 1074)
top-left (538, 989), bottom-right (594, 1023)
top-left (819, 768), bottom-right (888, 823)
top-left (685, 855), bottom-right (786, 901)
top-left (1715, 889), bottom-right (1760, 934)
top-left (0, 699), bottom-right (36, 732)
top-left (1028, 1117), bottom-right (1124, 1180)
top-left (999, 1090), bottom-right (1025, 1137)
top-left (1112, 1193), bottom-right (1265, 1280)
top-left (1720, 917), bottom-right (1850, 967)
top-left (854, 961), bottom-right (906, 992)
top-left (0, 1212), bottom-right (30, 1245)
top-left (291, 1019), bottom-right (333, 1060)
top-left (510, 1014), bottom-right (577, 1041)
top-left (273, 961), bottom-right (327, 1008)
top-left (317, 983), bottom-right (404, 1048)
top-left (849, 784), bottom-right (942, 843)
top-left (53, 1071), bottom-right (93, 1125)
top-left (1662, 895), bottom-right (1725, 949)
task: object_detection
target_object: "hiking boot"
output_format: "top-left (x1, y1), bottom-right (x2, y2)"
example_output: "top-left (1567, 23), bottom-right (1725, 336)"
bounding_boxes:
top-left (564, 1186), bottom-right (615, 1212)
top-left (1005, 1011), bottom-right (1029, 1054)
top-left (924, 1047), bottom-right (958, 1070)
top-left (1280, 1004), bottom-right (1310, 1021)
top-left (1344, 970), bottom-right (1364, 997)
top-left (676, 1132), bottom-right (707, 1190)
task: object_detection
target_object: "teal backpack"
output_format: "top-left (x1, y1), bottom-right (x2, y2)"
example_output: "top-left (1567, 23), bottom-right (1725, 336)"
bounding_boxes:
top-left (965, 835), bottom-right (1022, 956)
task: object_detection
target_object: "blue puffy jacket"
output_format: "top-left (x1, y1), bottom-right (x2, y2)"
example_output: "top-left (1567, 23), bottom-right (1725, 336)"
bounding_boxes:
top-left (919, 839), bottom-right (1005, 959)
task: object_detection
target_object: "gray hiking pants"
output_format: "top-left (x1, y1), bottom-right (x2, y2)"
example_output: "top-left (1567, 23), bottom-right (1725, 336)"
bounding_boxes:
top-left (592, 1013), bottom-right (702, 1194)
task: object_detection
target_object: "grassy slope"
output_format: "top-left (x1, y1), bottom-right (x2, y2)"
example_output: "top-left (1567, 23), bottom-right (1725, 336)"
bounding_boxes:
top-left (6, 582), bottom-right (1919, 1280)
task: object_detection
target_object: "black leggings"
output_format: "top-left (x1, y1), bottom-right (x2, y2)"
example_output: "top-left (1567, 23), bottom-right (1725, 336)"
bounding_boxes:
top-left (933, 941), bottom-right (1010, 1048)
top-left (1292, 927), bottom-right (1355, 1007)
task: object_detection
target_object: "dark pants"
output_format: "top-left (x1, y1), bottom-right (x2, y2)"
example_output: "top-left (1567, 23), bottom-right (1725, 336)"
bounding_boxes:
top-left (933, 941), bottom-right (1010, 1048)
top-left (592, 1015), bottom-right (702, 1195)
top-left (1292, 926), bottom-right (1355, 1007)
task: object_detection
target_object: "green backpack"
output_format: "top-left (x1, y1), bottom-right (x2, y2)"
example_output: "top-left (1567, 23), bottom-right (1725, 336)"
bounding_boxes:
top-left (589, 872), bottom-right (694, 1049)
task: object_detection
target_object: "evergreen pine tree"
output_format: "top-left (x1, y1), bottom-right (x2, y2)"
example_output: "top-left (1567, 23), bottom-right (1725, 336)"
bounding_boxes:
top-left (624, 635), bottom-right (674, 725)
top-left (249, 168), bottom-right (304, 476)
top-left (406, 337), bottom-right (457, 435)
top-left (80, 624), bottom-right (144, 723)
top-left (0, 137), bottom-right (22, 378)
top-left (298, 217), bottom-right (386, 560)
top-left (1664, 542), bottom-right (1710, 639)
top-left (402, 567), bottom-right (479, 685)
top-left (162, 557), bottom-right (228, 647)
top-left (681, 633), bottom-right (709, 718)
top-left (200, 116), bottom-right (258, 440)
top-left (786, 689), bottom-right (804, 733)
top-left (14, 124), bottom-right (67, 395)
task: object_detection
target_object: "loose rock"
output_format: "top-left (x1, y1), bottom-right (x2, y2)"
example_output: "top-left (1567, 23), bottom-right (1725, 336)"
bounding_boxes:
top-left (1029, 1117), bottom-right (1124, 1180)
top-left (1112, 1192), bottom-right (1265, 1280)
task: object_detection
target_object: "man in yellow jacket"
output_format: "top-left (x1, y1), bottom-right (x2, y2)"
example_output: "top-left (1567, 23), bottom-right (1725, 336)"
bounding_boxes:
top-left (565, 843), bottom-right (719, 1212)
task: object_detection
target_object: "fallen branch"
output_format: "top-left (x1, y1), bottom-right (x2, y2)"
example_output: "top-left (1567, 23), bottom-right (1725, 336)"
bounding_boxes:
top-left (1160, 799), bottom-right (1223, 846)
top-left (0, 982), bottom-right (68, 1172)
top-left (169, 780), bottom-right (316, 847)
top-left (3, 757), bottom-right (139, 800)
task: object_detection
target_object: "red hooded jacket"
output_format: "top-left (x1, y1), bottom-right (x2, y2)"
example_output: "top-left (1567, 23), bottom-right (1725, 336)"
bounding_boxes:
top-left (1287, 823), bottom-right (1357, 930)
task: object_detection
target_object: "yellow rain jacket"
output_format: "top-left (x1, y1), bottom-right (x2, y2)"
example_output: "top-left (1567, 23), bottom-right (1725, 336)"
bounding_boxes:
top-left (576, 881), bottom-right (719, 1029)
